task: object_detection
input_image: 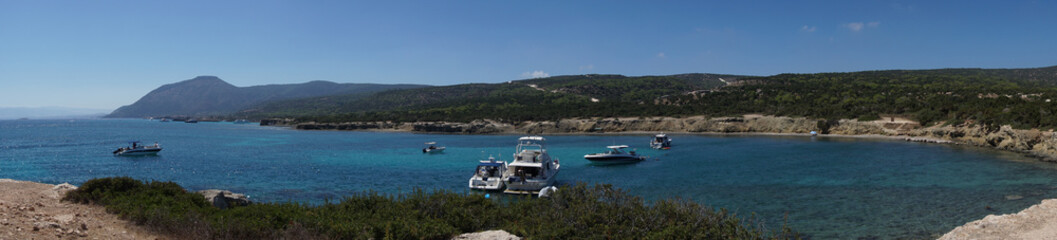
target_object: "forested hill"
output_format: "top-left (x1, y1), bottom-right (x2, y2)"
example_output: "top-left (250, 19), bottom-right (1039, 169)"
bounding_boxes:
top-left (244, 66), bottom-right (1057, 129)
top-left (238, 73), bottom-right (745, 119)
top-left (106, 76), bottom-right (427, 118)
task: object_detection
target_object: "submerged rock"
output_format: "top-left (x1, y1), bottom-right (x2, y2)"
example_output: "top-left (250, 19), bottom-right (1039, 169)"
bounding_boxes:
top-left (196, 189), bottom-right (251, 209)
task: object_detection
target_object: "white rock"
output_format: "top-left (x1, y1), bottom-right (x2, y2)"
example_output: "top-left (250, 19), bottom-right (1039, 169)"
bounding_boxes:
top-left (451, 230), bottom-right (521, 240)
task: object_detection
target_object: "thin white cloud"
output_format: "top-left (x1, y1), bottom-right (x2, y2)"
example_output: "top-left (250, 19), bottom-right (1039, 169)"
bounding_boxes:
top-left (656, 52), bottom-right (666, 58)
top-left (520, 70), bottom-right (550, 79)
top-left (844, 22), bottom-right (865, 32)
top-left (843, 21), bottom-right (879, 32)
top-left (801, 25), bottom-right (817, 32)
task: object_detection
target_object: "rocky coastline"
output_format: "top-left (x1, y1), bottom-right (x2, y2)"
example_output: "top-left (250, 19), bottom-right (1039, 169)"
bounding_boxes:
top-left (288, 114), bottom-right (1057, 162)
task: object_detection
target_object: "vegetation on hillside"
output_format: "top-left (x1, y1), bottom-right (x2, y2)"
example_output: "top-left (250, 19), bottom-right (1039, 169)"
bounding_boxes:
top-left (64, 177), bottom-right (798, 240)
top-left (240, 66), bottom-right (1057, 129)
top-left (671, 70), bottom-right (1057, 128)
top-left (240, 74), bottom-right (741, 122)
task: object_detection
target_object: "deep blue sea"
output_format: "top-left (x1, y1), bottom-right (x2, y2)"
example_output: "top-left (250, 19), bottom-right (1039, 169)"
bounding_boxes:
top-left (3, 119), bottom-right (1057, 239)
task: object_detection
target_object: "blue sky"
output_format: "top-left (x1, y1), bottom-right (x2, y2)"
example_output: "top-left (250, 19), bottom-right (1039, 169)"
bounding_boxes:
top-left (1, 1), bottom-right (1055, 110)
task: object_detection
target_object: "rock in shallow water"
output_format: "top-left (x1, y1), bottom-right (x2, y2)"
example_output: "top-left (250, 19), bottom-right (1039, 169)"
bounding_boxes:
top-left (196, 189), bottom-right (251, 209)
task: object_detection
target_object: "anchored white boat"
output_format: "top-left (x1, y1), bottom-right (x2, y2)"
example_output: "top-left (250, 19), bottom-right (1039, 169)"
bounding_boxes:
top-left (503, 136), bottom-right (560, 194)
top-left (468, 156), bottom-right (508, 191)
top-left (584, 145), bottom-right (645, 164)
top-left (113, 141), bottom-right (162, 156)
top-left (422, 142), bottom-right (446, 153)
top-left (650, 133), bottom-right (672, 149)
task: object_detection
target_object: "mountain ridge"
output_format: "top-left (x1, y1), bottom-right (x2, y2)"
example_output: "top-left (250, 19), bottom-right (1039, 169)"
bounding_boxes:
top-left (106, 76), bottom-right (428, 118)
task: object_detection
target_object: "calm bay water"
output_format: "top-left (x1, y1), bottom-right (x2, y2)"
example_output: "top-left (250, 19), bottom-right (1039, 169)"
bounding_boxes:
top-left (3, 119), bottom-right (1057, 239)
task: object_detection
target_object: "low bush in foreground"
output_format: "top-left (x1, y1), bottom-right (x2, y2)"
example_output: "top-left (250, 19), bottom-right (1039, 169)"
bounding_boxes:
top-left (64, 177), bottom-right (799, 239)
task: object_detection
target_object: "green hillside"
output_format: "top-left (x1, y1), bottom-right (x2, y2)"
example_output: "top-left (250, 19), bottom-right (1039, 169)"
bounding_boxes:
top-left (243, 66), bottom-right (1057, 129)
top-left (239, 73), bottom-right (745, 122)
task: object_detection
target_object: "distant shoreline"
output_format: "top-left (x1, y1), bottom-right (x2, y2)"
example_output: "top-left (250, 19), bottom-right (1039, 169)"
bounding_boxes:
top-left (284, 115), bottom-right (1052, 157)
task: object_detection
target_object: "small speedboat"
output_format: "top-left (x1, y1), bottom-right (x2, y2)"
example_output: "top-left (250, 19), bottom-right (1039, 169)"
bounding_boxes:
top-left (423, 142), bottom-right (446, 153)
top-left (468, 156), bottom-right (508, 191)
top-left (650, 133), bottom-right (672, 149)
top-left (185, 119), bottom-right (198, 123)
top-left (234, 119), bottom-right (251, 124)
top-left (113, 141), bottom-right (162, 156)
top-left (584, 145), bottom-right (644, 164)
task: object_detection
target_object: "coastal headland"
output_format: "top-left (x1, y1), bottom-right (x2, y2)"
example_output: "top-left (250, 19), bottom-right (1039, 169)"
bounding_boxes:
top-left (288, 114), bottom-right (1057, 162)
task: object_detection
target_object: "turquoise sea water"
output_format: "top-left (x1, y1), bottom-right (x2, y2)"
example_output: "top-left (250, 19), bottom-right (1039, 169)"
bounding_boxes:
top-left (3, 119), bottom-right (1057, 239)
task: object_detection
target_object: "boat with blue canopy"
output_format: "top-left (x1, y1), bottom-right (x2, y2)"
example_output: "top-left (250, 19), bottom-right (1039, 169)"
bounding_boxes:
top-left (468, 156), bottom-right (508, 191)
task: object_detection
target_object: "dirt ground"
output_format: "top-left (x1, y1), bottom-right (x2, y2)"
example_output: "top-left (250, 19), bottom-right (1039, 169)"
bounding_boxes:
top-left (0, 179), bottom-right (163, 240)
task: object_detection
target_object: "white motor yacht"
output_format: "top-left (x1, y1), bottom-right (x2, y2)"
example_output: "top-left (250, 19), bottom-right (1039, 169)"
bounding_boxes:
top-left (468, 156), bottom-right (508, 191)
top-left (584, 145), bottom-right (644, 164)
top-left (422, 142), bottom-right (446, 153)
top-left (503, 136), bottom-right (560, 194)
top-left (650, 133), bottom-right (672, 149)
top-left (113, 141), bottom-right (162, 156)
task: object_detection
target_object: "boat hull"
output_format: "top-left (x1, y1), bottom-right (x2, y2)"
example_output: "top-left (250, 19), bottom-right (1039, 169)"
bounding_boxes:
top-left (585, 156), bottom-right (644, 164)
top-left (468, 178), bottom-right (505, 191)
top-left (584, 152), bottom-right (644, 163)
top-left (115, 148), bottom-right (162, 156)
top-left (504, 177), bottom-right (557, 194)
top-left (503, 164), bottom-right (560, 194)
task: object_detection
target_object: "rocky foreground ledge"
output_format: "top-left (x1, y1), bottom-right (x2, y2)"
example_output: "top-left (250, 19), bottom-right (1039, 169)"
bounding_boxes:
top-left (0, 179), bottom-right (162, 239)
top-left (940, 199), bottom-right (1057, 240)
top-left (291, 115), bottom-right (1057, 162)
top-left (0, 179), bottom-right (520, 240)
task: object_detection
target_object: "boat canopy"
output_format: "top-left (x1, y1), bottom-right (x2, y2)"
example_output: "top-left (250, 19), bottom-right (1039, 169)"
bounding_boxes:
top-left (509, 162), bottom-right (543, 168)
top-left (477, 162), bottom-right (505, 167)
top-left (607, 145), bottom-right (629, 149)
top-left (425, 142), bottom-right (437, 145)
top-left (516, 136), bottom-right (547, 153)
top-left (518, 136), bottom-right (545, 141)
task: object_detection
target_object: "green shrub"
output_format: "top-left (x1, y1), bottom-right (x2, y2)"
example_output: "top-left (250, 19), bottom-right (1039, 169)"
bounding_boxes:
top-left (64, 177), bottom-right (799, 240)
